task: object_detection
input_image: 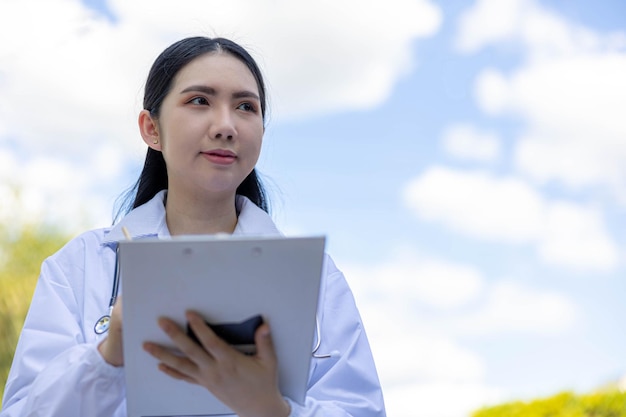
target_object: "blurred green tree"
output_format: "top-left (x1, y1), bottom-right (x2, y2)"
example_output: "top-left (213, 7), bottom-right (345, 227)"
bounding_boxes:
top-left (0, 225), bottom-right (68, 406)
top-left (472, 390), bottom-right (626, 417)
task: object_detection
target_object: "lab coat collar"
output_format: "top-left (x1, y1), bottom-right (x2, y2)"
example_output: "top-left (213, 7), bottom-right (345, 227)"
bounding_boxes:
top-left (103, 190), bottom-right (169, 244)
top-left (233, 194), bottom-right (282, 236)
top-left (103, 190), bottom-right (281, 245)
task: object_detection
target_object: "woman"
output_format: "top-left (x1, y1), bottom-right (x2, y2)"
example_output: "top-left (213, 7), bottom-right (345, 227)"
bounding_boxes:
top-left (1, 37), bottom-right (386, 417)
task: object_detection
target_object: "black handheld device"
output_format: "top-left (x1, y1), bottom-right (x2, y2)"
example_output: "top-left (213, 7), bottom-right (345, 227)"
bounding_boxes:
top-left (186, 314), bottom-right (264, 355)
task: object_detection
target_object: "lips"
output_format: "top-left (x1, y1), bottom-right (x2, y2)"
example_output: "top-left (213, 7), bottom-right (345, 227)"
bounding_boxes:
top-left (202, 149), bottom-right (237, 165)
top-left (205, 149), bottom-right (236, 158)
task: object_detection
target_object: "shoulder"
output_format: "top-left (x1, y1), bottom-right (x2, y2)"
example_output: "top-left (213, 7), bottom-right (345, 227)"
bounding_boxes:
top-left (42, 227), bottom-right (114, 280)
top-left (51, 228), bottom-right (112, 258)
top-left (321, 253), bottom-right (353, 298)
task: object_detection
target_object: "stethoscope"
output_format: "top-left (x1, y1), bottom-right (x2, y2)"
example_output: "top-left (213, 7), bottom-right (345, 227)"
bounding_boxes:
top-left (93, 245), bottom-right (338, 359)
top-left (93, 245), bottom-right (121, 335)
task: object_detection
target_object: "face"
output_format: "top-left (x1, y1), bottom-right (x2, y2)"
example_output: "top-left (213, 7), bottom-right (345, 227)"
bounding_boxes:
top-left (140, 52), bottom-right (264, 200)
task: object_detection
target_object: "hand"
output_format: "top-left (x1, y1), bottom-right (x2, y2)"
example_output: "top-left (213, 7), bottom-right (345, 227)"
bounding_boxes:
top-left (143, 311), bottom-right (290, 417)
top-left (97, 297), bottom-right (124, 367)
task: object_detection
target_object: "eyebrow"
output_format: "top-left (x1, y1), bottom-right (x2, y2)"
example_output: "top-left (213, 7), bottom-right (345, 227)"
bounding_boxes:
top-left (180, 85), bottom-right (260, 101)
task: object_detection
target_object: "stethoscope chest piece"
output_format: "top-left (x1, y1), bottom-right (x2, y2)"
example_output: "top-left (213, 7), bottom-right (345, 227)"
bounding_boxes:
top-left (94, 315), bottom-right (111, 334)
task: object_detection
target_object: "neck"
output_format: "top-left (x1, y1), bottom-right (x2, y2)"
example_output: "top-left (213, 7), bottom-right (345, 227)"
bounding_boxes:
top-left (164, 189), bottom-right (238, 236)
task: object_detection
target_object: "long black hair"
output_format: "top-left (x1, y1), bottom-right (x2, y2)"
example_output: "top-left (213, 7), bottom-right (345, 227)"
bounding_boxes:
top-left (115, 37), bottom-right (270, 222)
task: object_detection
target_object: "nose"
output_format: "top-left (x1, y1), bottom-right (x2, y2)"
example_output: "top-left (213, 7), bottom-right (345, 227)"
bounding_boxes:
top-left (210, 107), bottom-right (236, 140)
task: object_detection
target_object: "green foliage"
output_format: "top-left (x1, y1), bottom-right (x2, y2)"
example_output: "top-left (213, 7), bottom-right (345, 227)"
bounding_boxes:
top-left (0, 225), bottom-right (68, 406)
top-left (472, 390), bottom-right (626, 417)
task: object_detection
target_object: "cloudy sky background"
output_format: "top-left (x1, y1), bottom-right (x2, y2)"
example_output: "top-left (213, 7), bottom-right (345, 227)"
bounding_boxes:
top-left (1, 0), bottom-right (625, 416)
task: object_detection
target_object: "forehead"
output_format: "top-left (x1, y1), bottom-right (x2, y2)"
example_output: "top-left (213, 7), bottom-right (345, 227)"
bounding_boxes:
top-left (173, 52), bottom-right (259, 93)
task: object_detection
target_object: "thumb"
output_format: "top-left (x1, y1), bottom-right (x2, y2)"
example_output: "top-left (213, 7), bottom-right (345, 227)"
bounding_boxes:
top-left (110, 296), bottom-right (123, 334)
top-left (255, 323), bottom-right (277, 364)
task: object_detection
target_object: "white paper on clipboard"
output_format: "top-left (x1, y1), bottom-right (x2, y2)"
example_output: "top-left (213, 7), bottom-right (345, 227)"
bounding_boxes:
top-left (120, 235), bottom-right (326, 417)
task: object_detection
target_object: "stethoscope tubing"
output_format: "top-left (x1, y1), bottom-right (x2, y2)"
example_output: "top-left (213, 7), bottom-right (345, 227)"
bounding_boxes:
top-left (93, 246), bottom-right (120, 335)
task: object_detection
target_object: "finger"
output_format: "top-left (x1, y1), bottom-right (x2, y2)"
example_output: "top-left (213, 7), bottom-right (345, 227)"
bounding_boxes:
top-left (109, 296), bottom-right (123, 333)
top-left (113, 296), bottom-right (123, 313)
top-left (158, 316), bottom-right (214, 364)
top-left (157, 363), bottom-right (197, 385)
top-left (98, 297), bottom-right (125, 366)
top-left (143, 340), bottom-right (199, 378)
top-left (186, 311), bottom-right (234, 361)
top-left (254, 323), bottom-right (278, 365)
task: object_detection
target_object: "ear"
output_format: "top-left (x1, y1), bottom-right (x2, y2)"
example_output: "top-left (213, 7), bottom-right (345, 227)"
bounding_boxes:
top-left (138, 110), bottom-right (162, 151)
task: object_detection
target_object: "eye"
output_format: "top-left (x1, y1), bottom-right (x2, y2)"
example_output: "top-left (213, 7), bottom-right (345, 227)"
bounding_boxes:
top-left (188, 96), bottom-right (209, 105)
top-left (237, 102), bottom-right (257, 113)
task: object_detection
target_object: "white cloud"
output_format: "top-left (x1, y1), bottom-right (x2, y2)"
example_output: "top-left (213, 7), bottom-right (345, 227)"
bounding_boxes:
top-left (0, 0), bottom-right (148, 156)
top-left (0, 150), bottom-right (19, 227)
top-left (0, 0), bottom-right (442, 228)
top-left (345, 249), bottom-right (485, 310)
top-left (404, 167), bottom-right (544, 243)
top-left (473, 68), bottom-right (509, 115)
top-left (0, 0), bottom-right (442, 154)
top-left (342, 252), bottom-right (487, 384)
top-left (454, 280), bottom-right (577, 335)
top-left (455, 0), bottom-right (623, 58)
top-left (0, 148), bottom-right (117, 231)
top-left (460, 0), bottom-right (626, 202)
top-left (112, 0), bottom-right (443, 121)
top-left (341, 249), bottom-right (580, 405)
top-left (539, 202), bottom-right (619, 270)
top-left (385, 381), bottom-right (503, 417)
top-left (362, 309), bottom-right (486, 385)
top-left (441, 124), bottom-right (501, 162)
top-left (403, 166), bottom-right (620, 271)
top-left (342, 253), bottom-right (495, 417)
top-left (477, 54), bottom-right (626, 195)
top-left (455, 0), bottom-right (530, 53)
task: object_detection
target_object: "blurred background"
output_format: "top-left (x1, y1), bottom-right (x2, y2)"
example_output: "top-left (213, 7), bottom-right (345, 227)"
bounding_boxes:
top-left (1, 0), bottom-right (625, 416)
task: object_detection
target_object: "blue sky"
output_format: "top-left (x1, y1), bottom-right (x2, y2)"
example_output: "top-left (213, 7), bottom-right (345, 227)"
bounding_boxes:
top-left (0, 1), bottom-right (625, 416)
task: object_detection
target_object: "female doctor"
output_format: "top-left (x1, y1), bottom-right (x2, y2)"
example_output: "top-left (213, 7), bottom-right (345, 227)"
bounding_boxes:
top-left (0, 37), bottom-right (386, 417)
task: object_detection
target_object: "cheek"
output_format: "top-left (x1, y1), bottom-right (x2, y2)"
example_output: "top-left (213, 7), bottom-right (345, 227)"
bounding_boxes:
top-left (245, 125), bottom-right (264, 158)
top-left (253, 135), bottom-right (263, 163)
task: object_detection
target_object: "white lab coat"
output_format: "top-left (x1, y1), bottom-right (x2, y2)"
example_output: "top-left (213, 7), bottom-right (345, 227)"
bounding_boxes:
top-left (1, 191), bottom-right (386, 417)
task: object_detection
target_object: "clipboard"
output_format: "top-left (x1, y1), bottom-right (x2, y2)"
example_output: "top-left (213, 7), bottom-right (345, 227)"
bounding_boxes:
top-left (120, 235), bottom-right (326, 417)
